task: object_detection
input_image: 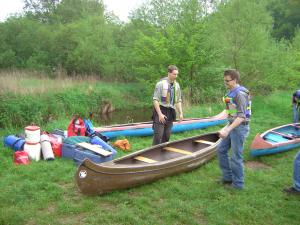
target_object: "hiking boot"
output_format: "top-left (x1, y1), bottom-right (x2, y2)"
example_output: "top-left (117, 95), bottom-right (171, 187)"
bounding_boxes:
top-left (216, 179), bottom-right (232, 185)
top-left (283, 187), bottom-right (300, 195)
top-left (225, 184), bottom-right (243, 190)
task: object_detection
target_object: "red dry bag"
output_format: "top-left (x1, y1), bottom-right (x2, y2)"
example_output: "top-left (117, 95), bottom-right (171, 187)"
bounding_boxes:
top-left (48, 133), bottom-right (62, 157)
top-left (14, 151), bottom-right (30, 165)
top-left (67, 117), bottom-right (86, 137)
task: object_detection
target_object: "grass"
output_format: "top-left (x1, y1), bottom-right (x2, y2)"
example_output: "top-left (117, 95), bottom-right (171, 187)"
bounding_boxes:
top-left (1, 90), bottom-right (300, 225)
top-left (0, 70), bottom-right (89, 95)
top-left (0, 71), bottom-right (150, 128)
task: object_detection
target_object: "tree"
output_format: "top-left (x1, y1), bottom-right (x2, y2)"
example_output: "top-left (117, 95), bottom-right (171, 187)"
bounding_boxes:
top-left (24, 0), bottom-right (60, 22)
top-left (126, 0), bottom-right (218, 103)
top-left (205, 0), bottom-right (295, 93)
top-left (54, 0), bottom-right (105, 24)
top-left (267, 0), bottom-right (300, 40)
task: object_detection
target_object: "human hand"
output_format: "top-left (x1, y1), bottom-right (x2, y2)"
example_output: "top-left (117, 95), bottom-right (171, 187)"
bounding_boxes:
top-left (178, 113), bottom-right (183, 122)
top-left (159, 113), bottom-right (167, 124)
top-left (219, 127), bottom-right (230, 138)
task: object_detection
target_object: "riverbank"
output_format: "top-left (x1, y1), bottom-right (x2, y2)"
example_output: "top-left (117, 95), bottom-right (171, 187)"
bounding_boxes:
top-left (0, 73), bottom-right (150, 129)
top-left (1, 89), bottom-right (299, 225)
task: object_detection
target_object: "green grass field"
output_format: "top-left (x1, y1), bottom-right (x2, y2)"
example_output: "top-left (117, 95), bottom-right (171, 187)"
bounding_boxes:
top-left (1, 91), bottom-right (300, 225)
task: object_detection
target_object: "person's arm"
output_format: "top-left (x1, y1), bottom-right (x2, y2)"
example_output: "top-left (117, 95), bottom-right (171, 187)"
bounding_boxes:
top-left (175, 85), bottom-right (183, 121)
top-left (219, 117), bottom-right (244, 138)
top-left (175, 101), bottom-right (183, 121)
top-left (292, 93), bottom-right (296, 106)
top-left (152, 81), bottom-right (166, 124)
top-left (219, 92), bottom-right (247, 138)
top-left (153, 100), bottom-right (166, 124)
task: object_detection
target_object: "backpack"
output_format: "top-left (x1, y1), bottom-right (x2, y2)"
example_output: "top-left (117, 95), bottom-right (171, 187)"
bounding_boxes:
top-left (67, 117), bottom-right (86, 137)
top-left (84, 119), bottom-right (94, 136)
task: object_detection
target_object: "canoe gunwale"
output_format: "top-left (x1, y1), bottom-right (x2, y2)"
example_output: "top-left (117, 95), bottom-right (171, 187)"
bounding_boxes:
top-left (81, 143), bottom-right (219, 175)
top-left (81, 149), bottom-right (217, 175)
top-left (79, 132), bottom-right (221, 174)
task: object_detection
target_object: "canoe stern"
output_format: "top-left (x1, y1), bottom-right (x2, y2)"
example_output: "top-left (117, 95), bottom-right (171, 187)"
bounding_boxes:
top-left (250, 133), bottom-right (273, 150)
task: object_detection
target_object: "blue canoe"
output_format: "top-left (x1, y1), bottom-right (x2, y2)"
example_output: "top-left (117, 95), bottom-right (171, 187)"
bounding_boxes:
top-left (94, 111), bottom-right (227, 139)
top-left (250, 123), bottom-right (300, 156)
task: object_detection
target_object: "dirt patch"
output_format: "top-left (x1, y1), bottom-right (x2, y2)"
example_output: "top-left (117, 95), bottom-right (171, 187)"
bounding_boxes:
top-left (57, 213), bottom-right (87, 225)
top-left (245, 161), bottom-right (272, 169)
top-left (193, 210), bottom-right (208, 225)
top-left (98, 201), bottom-right (116, 212)
top-left (38, 204), bottom-right (56, 214)
top-left (58, 182), bottom-right (74, 190)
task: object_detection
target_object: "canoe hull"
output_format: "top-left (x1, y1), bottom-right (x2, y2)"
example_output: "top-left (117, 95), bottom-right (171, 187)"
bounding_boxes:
top-left (250, 123), bottom-right (300, 156)
top-left (94, 111), bottom-right (227, 139)
top-left (251, 142), bottom-right (300, 156)
top-left (101, 119), bottom-right (226, 139)
top-left (75, 133), bottom-right (220, 195)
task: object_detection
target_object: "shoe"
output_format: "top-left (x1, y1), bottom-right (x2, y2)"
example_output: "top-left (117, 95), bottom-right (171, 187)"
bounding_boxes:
top-left (224, 183), bottom-right (243, 190)
top-left (216, 179), bottom-right (232, 185)
top-left (283, 187), bottom-right (300, 195)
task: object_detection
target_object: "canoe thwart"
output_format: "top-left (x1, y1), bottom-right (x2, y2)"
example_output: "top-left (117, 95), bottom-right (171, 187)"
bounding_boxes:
top-left (291, 124), bottom-right (300, 129)
top-left (76, 142), bottom-right (112, 157)
top-left (270, 131), bottom-right (293, 139)
top-left (194, 140), bottom-right (215, 145)
top-left (163, 147), bottom-right (192, 155)
top-left (134, 156), bottom-right (157, 163)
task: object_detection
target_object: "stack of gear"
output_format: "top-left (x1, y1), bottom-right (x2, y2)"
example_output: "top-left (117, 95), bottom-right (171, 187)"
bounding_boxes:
top-left (24, 125), bottom-right (41, 161)
top-left (62, 136), bottom-right (117, 165)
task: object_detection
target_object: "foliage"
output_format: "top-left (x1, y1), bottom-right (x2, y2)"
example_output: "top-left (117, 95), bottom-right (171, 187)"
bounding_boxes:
top-left (267, 0), bottom-right (300, 40)
top-left (290, 29), bottom-right (300, 84)
top-left (0, 0), bottom-right (299, 101)
top-left (128, 0), bottom-right (218, 103)
top-left (0, 79), bottom-right (149, 129)
top-left (204, 0), bottom-right (297, 94)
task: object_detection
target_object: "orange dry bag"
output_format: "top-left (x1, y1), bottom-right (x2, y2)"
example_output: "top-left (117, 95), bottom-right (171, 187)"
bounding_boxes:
top-left (113, 139), bottom-right (131, 151)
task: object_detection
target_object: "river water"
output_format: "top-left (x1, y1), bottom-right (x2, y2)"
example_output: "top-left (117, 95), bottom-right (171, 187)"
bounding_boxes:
top-left (93, 108), bottom-right (153, 126)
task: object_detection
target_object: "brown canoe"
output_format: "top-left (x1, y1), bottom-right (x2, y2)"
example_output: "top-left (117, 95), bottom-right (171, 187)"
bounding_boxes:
top-left (75, 132), bottom-right (221, 195)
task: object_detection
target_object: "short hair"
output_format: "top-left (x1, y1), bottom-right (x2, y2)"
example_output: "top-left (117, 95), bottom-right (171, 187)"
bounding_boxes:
top-left (224, 69), bottom-right (240, 83)
top-left (168, 65), bottom-right (178, 73)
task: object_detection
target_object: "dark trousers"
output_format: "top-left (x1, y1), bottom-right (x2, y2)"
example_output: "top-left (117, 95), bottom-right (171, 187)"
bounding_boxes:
top-left (152, 122), bottom-right (173, 145)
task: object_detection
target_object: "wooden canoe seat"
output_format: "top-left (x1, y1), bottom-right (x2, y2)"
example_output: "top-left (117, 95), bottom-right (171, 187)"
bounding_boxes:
top-left (163, 147), bottom-right (192, 155)
top-left (134, 156), bottom-right (157, 163)
top-left (194, 140), bottom-right (215, 145)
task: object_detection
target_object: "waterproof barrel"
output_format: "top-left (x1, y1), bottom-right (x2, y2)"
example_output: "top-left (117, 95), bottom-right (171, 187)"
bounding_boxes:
top-left (25, 125), bottom-right (41, 143)
top-left (24, 142), bottom-right (41, 161)
top-left (41, 134), bottom-right (55, 161)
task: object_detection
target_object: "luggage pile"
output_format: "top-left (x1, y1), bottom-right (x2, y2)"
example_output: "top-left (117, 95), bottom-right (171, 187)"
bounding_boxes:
top-left (4, 125), bottom-right (63, 165)
top-left (3, 116), bottom-right (117, 165)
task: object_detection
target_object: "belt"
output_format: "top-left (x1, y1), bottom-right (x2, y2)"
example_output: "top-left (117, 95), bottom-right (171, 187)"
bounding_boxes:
top-left (229, 121), bottom-right (249, 125)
